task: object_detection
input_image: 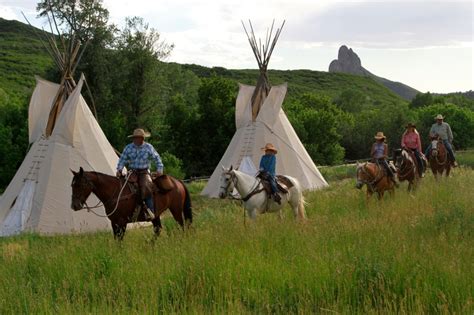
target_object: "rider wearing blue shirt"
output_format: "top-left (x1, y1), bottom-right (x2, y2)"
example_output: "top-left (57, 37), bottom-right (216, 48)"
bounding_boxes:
top-left (259, 143), bottom-right (281, 204)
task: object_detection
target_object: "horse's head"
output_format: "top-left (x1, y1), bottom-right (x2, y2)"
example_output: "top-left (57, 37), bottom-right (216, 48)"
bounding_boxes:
top-left (218, 165), bottom-right (235, 199)
top-left (70, 167), bottom-right (93, 211)
top-left (355, 162), bottom-right (368, 189)
top-left (393, 148), bottom-right (404, 169)
top-left (431, 138), bottom-right (440, 158)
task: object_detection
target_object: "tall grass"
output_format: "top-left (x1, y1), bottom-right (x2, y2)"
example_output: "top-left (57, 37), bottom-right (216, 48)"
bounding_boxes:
top-left (0, 168), bottom-right (473, 313)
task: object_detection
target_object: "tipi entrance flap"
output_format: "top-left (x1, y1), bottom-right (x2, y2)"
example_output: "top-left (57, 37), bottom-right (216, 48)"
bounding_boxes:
top-left (0, 181), bottom-right (36, 236)
top-left (28, 77), bottom-right (61, 143)
top-left (255, 83), bottom-right (287, 127)
top-left (236, 84), bottom-right (255, 128)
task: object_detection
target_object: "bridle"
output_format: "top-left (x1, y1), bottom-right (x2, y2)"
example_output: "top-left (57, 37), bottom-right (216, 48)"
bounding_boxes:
top-left (72, 172), bottom-right (132, 218)
top-left (357, 163), bottom-right (384, 192)
top-left (221, 171), bottom-right (264, 201)
top-left (431, 139), bottom-right (447, 166)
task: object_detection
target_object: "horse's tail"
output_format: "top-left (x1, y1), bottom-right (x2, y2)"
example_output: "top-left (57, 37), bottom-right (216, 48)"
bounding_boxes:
top-left (287, 176), bottom-right (306, 220)
top-left (180, 180), bottom-right (193, 224)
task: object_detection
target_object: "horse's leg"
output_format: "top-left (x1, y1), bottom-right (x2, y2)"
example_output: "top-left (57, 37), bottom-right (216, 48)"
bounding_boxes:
top-left (169, 206), bottom-right (185, 228)
top-left (112, 222), bottom-right (127, 241)
top-left (152, 217), bottom-right (162, 237)
top-left (247, 208), bottom-right (257, 220)
top-left (446, 166), bottom-right (451, 177)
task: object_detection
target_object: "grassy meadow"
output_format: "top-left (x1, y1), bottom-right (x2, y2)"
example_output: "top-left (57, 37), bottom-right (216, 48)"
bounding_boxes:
top-left (0, 163), bottom-right (473, 313)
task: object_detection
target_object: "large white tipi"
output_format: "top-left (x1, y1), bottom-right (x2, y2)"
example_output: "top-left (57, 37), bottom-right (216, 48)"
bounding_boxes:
top-left (0, 20), bottom-right (115, 235)
top-left (202, 21), bottom-right (328, 198)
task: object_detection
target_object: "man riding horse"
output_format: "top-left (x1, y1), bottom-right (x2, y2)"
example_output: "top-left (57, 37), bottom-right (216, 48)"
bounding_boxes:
top-left (401, 122), bottom-right (425, 177)
top-left (424, 114), bottom-right (457, 167)
top-left (116, 128), bottom-right (164, 220)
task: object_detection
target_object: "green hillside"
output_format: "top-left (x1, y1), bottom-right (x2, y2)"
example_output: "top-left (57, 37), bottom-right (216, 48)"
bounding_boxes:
top-left (0, 18), bottom-right (53, 102)
top-left (179, 64), bottom-right (405, 105)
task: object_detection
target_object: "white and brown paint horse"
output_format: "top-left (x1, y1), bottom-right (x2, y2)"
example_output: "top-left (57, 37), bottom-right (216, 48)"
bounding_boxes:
top-left (218, 166), bottom-right (306, 220)
top-left (393, 148), bottom-right (420, 192)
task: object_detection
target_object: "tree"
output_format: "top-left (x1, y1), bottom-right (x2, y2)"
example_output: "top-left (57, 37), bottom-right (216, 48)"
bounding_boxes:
top-left (286, 93), bottom-right (353, 165)
top-left (111, 17), bottom-right (174, 130)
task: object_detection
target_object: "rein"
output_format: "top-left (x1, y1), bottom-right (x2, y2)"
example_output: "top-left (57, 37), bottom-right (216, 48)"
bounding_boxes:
top-left (358, 163), bottom-right (384, 191)
top-left (224, 172), bottom-right (265, 201)
top-left (81, 172), bottom-right (133, 218)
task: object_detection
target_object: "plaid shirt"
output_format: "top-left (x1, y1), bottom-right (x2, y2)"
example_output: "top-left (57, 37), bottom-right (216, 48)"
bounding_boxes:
top-left (117, 142), bottom-right (163, 172)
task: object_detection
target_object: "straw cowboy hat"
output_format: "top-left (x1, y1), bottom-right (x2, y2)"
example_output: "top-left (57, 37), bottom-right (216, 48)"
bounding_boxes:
top-left (435, 114), bottom-right (444, 120)
top-left (261, 143), bottom-right (278, 153)
top-left (128, 128), bottom-right (151, 138)
top-left (374, 132), bottom-right (386, 140)
top-left (405, 122), bottom-right (416, 128)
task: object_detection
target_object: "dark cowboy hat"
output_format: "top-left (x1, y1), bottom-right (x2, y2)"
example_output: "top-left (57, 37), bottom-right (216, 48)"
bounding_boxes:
top-left (405, 122), bottom-right (416, 128)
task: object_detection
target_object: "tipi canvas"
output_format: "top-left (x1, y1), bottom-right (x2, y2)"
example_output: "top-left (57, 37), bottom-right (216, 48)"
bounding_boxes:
top-left (0, 76), bottom-right (115, 236)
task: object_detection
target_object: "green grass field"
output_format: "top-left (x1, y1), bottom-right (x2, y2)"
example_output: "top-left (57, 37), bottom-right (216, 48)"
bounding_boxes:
top-left (0, 162), bottom-right (473, 313)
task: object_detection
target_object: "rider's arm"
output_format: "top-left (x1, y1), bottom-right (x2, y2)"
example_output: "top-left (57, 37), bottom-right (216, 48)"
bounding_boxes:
top-left (416, 133), bottom-right (422, 152)
top-left (446, 123), bottom-right (453, 143)
top-left (370, 143), bottom-right (375, 158)
top-left (149, 145), bottom-right (164, 174)
top-left (429, 124), bottom-right (436, 138)
top-left (401, 133), bottom-right (406, 148)
top-left (383, 143), bottom-right (388, 159)
top-left (117, 145), bottom-right (130, 172)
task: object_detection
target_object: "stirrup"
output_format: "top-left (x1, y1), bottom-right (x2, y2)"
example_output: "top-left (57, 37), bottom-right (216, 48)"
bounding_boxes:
top-left (144, 207), bottom-right (155, 220)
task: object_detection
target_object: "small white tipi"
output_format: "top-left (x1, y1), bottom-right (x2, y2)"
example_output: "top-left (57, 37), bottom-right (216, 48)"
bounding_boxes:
top-left (202, 21), bottom-right (328, 197)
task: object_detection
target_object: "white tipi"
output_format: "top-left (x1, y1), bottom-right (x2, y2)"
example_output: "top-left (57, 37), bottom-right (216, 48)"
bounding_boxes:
top-left (0, 17), bottom-right (115, 235)
top-left (0, 76), bottom-right (115, 236)
top-left (202, 21), bottom-right (328, 198)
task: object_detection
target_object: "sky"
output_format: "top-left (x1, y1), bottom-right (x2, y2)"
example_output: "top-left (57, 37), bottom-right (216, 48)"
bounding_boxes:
top-left (1, 0), bottom-right (472, 93)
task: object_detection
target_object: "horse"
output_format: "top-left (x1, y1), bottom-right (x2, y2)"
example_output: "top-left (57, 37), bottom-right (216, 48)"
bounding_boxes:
top-left (71, 167), bottom-right (192, 240)
top-left (428, 137), bottom-right (451, 179)
top-left (355, 161), bottom-right (396, 200)
top-left (218, 166), bottom-right (306, 220)
top-left (393, 148), bottom-right (419, 192)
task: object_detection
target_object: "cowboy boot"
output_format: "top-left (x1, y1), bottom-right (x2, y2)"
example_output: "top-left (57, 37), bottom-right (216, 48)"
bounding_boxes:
top-left (142, 202), bottom-right (155, 220)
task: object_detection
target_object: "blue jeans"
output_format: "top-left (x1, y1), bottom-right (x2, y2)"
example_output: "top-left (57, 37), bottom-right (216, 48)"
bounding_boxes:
top-left (145, 196), bottom-right (154, 212)
top-left (425, 140), bottom-right (455, 161)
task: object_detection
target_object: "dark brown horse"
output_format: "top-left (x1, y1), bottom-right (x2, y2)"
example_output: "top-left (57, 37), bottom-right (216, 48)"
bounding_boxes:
top-left (71, 167), bottom-right (192, 240)
top-left (428, 137), bottom-right (451, 179)
top-left (393, 148), bottom-right (419, 192)
top-left (356, 162), bottom-right (396, 201)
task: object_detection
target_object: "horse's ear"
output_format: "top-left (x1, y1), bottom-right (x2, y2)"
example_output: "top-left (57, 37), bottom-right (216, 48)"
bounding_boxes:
top-left (230, 165), bottom-right (233, 171)
top-left (79, 167), bottom-right (84, 175)
top-left (70, 168), bottom-right (77, 176)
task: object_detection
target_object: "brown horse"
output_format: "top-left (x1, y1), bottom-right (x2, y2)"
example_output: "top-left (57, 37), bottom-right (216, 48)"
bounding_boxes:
top-left (356, 162), bottom-right (396, 200)
top-left (428, 137), bottom-right (451, 179)
top-left (393, 148), bottom-right (419, 192)
top-left (71, 167), bottom-right (192, 240)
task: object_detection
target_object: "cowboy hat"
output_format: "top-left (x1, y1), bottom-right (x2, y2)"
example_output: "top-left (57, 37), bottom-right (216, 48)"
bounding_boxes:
top-left (128, 128), bottom-right (151, 138)
top-left (261, 143), bottom-right (278, 153)
top-left (405, 122), bottom-right (416, 128)
top-left (374, 131), bottom-right (386, 140)
top-left (435, 114), bottom-right (444, 120)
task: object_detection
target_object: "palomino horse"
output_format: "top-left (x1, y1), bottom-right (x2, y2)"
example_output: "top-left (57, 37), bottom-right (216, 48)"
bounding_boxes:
top-left (218, 166), bottom-right (306, 220)
top-left (429, 137), bottom-right (451, 179)
top-left (355, 162), bottom-right (396, 200)
top-left (71, 167), bottom-right (192, 240)
top-left (393, 148), bottom-right (419, 192)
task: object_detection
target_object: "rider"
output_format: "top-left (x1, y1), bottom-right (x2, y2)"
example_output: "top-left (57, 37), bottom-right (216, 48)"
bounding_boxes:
top-left (371, 132), bottom-right (398, 187)
top-left (116, 128), bottom-right (164, 220)
top-left (401, 122), bottom-right (425, 177)
top-left (259, 143), bottom-right (281, 204)
top-left (424, 114), bottom-right (457, 167)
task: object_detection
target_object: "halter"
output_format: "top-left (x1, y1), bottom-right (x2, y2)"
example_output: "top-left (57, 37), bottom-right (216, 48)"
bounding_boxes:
top-left (431, 139), bottom-right (448, 166)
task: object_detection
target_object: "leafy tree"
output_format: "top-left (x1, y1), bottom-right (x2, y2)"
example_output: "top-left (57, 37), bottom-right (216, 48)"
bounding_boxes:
top-left (286, 93), bottom-right (353, 165)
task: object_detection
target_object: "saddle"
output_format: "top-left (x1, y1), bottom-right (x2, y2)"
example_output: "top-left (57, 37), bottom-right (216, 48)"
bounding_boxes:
top-left (258, 174), bottom-right (293, 196)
